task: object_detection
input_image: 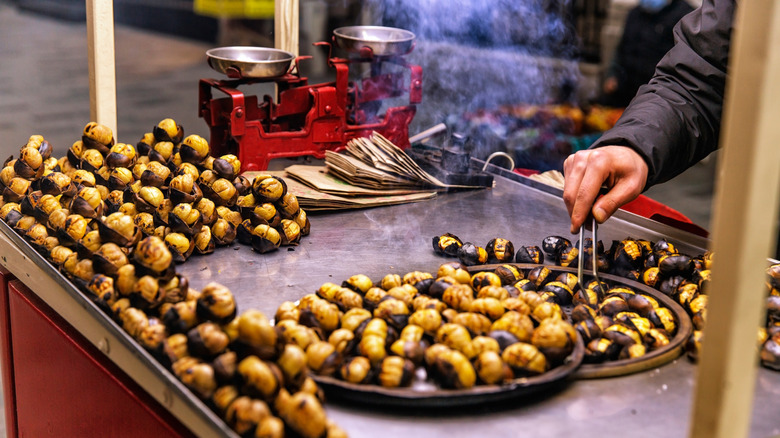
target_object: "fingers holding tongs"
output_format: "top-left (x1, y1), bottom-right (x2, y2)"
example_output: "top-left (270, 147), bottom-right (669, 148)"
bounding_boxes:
top-left (577, 186), bottom-right (608, 291)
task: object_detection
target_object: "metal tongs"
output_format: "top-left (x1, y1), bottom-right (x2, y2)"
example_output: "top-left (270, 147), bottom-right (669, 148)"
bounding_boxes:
top-left (577, 186), bottom-right (608, 291)
top-left (577, 215), bottom-right (601, 291)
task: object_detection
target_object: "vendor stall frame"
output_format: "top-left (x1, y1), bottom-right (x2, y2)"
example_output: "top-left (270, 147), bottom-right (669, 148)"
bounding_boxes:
top-left (0, 0), bottom-right (778, 437)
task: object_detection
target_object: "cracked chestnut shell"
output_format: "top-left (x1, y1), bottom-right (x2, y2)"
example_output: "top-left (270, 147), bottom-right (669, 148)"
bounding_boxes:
top-left (15, 146), bottom-right (45, 179)
top-left (105, 143), bottom-right (137, 169)
top-left (25, 135), bottom-right (52, 160)
top-left (251, 176), bottom-right (286, 203)
top-left (92, 242), bottom-right (129, 277)
top-left (70, 186), bottom-right (103, 219)
top-left (432, 232), bottom-right (462, 256)
top-left (187, 321), bottom-right (230, 359)
top-left (39, 171), bottom-right (76, 197)
top-left (134, 236), bottom-right (174, 279)
top-left (168, 203), bottom-right (202, 236)
top-left (82, 121), bottom-right (114, 155)
top-left (486, 237), bottom-right (515, 263)
top-left (168, 173), bottom-right (203, 205)
top-left (193, 224), bottom-right (215, 255)
top-left (179, 134), bottom-right (209, 164)
top-left (149, 141), bottom-right (174, 164)
top-left (210, 218), bottom-right (236, 246)
top-left (3, 177), bottom-right (31, 203)
top-left (153, 118), bottom-right (183, 144)
top-left (165, 232), bottom-right (194, 263)
top-left (211, 154), bottom-right (240, 180)
top-left (140, 160), bottom-right (171, 188)
top-left (232, 175), bottom-right (250, 196)
top-left (249, 224), bottom-right (281, 253)
top-left (98, 211), bottom-right (141, 247)
top-left (197, 282), bottom-right (237, 325)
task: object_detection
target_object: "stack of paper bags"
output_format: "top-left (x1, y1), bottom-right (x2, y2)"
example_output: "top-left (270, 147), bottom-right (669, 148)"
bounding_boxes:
top-left (277, 132), bottom-right (457, 211)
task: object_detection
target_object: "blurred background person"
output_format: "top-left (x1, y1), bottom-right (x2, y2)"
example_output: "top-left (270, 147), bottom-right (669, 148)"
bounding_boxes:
top-left (599, 0), bottom-right (694, 108)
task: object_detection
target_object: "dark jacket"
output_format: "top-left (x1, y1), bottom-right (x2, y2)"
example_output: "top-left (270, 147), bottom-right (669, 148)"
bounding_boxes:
top-left (603, 0), bottom-right (695, 107)
top-left (591, 0), bottom-right (735, 187)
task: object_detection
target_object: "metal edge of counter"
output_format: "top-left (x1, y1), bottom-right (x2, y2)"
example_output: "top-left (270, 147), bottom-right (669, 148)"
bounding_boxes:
top-left (478, 160), bottom-right (713, 251)
top-left (0, 221), bottom-right (237, 438)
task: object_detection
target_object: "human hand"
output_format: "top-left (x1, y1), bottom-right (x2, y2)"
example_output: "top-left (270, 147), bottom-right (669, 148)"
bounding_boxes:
top-left (562, 146), bottom-right (649, 233)
top-left (603, 77), bottom-right (618, 94)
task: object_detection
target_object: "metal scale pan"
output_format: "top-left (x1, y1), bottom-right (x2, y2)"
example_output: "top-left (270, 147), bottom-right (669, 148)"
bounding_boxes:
top-left (206, 46), bottom-right (295, 79)
top-left (333, 26), bottom-right (416, 57)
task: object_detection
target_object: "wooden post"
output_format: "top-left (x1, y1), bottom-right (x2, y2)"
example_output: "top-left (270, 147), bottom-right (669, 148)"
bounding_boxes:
top-left (86, 0), bottom-right (118, 138)
top-left (275, 0), bottom-right (300, 57)
top-left (689, 1), bottom-right (780, 437)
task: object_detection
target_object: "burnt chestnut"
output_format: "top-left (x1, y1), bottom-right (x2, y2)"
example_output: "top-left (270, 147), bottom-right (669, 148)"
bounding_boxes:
top-left (432, 233), bottom-right (463, 256)
top-left (541, 235), bottom-right (571, 257)
top-left (457, 242), bottom-right (487, 266)
top-left (486, 238), bottom-right (514, 263)
top-left (585, 337), bottom-right (621, 363)
top-left (515, 245), bottom-right (545, 264)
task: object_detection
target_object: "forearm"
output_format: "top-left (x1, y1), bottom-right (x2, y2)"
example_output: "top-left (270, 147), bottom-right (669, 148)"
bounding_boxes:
top-left (591, 0), bottom-right (734, 187)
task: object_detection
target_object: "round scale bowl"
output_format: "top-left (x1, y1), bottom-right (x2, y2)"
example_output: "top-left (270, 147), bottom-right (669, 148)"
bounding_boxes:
top-left (333, 26), bottom-right (415, 56)
top-left (206, 46), bottom-right (294, 79)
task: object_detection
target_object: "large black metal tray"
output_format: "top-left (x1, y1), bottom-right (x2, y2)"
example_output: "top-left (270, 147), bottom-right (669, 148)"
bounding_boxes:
top-left (470, 264), bottom-right (693, 379)
top-left (312, 335), bottom-right (584, 408)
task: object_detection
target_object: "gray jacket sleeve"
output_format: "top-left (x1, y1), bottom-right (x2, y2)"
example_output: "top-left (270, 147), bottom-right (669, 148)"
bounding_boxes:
top-left (589, 0), bottom-right (735, 187)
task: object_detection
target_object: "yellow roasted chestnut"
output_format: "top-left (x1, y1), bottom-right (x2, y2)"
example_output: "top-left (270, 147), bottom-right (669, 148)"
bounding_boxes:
top-left (180, 134), bottom-right (210, 164)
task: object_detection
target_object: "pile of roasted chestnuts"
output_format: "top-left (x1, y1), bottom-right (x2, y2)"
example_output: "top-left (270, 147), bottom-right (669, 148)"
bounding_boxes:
top-left (272, 262), bottom-right (580, 391)
top-left (0, 121), bottom-right (344, 437)
top-left (432, 232), bottom-right (780, 371)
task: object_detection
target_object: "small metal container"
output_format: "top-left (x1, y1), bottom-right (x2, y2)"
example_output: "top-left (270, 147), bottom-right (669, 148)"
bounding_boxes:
top-left (333, 26), bottom-right (415, 57)
top-left (206, 46), bottom-right (294, 79)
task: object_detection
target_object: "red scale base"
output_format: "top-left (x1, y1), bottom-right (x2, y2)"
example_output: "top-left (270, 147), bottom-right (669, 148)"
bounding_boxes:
top-left (199, 46), bottom-right (422, 171)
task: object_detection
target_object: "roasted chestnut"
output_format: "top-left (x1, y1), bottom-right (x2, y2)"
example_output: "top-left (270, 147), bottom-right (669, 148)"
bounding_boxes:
top-left (515, 245), bottom-right (545, 264)
top-left (340, 355), bottom-right (373, 384)
top-left (431, 347), bottom-right (477, 389)
top-left (377, 356), bottom-right (415, 388)
top-left (82, 121), bottom-right (114, 154)
top-left (211, 154), bottom-right (240, 180)
top-left (485, 238), bottom-right (514, 263)
top-left (502, 342), bottom-right (547, 375)
top-left (92, 242), bottom-right (129, 276)
top-left (279, 219), bottom-right (301, 246)
top-left (432, 233), bottom-right (463, 256)
top-left (250, 224), bottom-right (281, 254)
top-left (178, 134), bottom-right (209, 164)
top-left (541, 236), bottom-right (571, 257)
top-left (251, 176), bottom-right (287, 203)
top-left (196, 282), bottom-right (237, 325)
top-left (531, 317), bottom-right (577, 364)
top-left (134, 236), bottom-right (174, 279)
top-left (187, 321), bottom-right (230, 359)
top-left (274, 390), bottom-right (327, 438)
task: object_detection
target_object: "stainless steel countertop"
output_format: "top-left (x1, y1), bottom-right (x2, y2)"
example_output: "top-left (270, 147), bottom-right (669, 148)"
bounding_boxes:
top-left (1, 168), bottom-right (777, 438)
top-left (174, 170), bottom-right (779, 438)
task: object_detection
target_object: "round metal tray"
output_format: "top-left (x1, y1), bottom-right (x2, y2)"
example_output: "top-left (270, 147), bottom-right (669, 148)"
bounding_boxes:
top-left (312, 336), bottom-right (584, 408)
top-left (469, 264), bottom-right (693, 379)
top-left (206, 46), bottom-right (294, 79)
top-left (332, 26), bottom-right (415, 57)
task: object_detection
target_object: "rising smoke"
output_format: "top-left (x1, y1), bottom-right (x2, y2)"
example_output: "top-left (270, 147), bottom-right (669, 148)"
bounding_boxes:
top-left (362, 0), bottom-right (583, 160)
